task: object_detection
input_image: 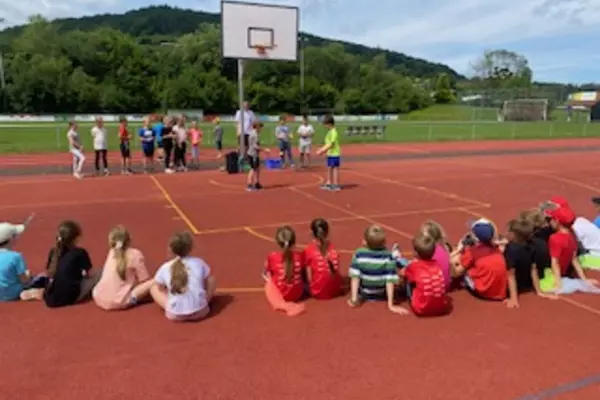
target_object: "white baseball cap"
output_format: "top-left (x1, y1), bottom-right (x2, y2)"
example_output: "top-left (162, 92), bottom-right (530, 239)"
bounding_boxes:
top-left (0, 223), bottom-right (25, 243)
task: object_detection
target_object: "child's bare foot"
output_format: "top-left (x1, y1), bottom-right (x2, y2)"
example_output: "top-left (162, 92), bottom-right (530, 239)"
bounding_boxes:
top-left (285, 303), bottom-right (305, 317)
top-left (20, 289), bottom-right (43, 301)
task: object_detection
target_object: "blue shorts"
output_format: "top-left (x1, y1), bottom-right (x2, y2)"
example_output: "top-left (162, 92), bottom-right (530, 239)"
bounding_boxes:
top-left (326, 156), bottom-right (340, 168)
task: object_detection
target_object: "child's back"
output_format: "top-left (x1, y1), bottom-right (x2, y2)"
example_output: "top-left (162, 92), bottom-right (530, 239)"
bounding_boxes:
top-left (405, 258), bottom-right (449, 316)
top-left (461, 243), bottom-right (507, 300)
top-left (304, 241), bottom-right (342, 299)
top-left (349, 246), bottom-right (399, 299)
top-left (265, 250), bottom-right (305, 301)
top-left (0, 248), bottom-right (27, 301)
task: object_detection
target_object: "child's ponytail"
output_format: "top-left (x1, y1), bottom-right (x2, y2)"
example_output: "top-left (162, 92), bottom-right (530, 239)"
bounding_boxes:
top-left (275, 226), bottom-right (296, 283)
top-left (108, 226), bottom-right (131, 280)
top-left (310, 218), bottom-right (335, 274)
top-left (48, 220), bottom-right (82, 277)
top-left (168, 231), bottom-right (194, 294)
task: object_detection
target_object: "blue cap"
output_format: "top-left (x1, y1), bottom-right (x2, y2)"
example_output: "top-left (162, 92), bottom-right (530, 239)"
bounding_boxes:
top-left (471, 218), bottom-right (495, 243)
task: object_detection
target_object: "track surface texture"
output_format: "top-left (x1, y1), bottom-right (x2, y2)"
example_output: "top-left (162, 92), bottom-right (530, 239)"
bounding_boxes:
top-left (1, 137), bottom-right (600, 400)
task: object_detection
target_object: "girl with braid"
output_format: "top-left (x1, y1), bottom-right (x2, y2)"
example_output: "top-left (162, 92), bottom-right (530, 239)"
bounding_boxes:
top-left (304, 218), bottom-right (342, 299)
top-left (93, 226), bottom-right (153, 310)
top-left (151, 232), bottom-right (216, 321)
top-left (263, 226), bottom-right (306, 316)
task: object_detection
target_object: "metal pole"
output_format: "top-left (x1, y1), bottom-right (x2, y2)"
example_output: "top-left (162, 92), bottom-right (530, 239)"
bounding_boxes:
top-left (237, 59), bottom-right (245, 167)
top-left (0, 51), bottom-right (5, 112)
top-left (300, 38), bottom-right (305, 113)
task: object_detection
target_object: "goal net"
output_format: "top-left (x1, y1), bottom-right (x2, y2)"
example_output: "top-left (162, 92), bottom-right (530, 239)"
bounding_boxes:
top-left (501, 99), bottom-right (548, 121)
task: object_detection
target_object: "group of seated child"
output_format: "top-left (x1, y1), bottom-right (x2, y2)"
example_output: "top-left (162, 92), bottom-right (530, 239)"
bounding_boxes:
top-left (1, 195), bottom-right (600, 320)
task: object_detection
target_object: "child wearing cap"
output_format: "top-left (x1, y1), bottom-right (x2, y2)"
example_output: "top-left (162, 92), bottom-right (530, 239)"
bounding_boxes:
top-left (0, 222), bottom-right (30, 301)
top-left (451, 218), bottom-right (508, 301)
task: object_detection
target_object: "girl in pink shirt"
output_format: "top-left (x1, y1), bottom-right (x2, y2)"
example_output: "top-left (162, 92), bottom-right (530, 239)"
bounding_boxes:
top-left (189, 121), bottom-right (203, 169)
top-left (420, 221), bottom-right (452, 290)
top-left (92, 226), bottom-right (153, 310)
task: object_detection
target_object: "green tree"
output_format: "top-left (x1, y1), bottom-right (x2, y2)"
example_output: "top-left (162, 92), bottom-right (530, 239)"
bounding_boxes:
top-left (434, 73), bottom-right (455, 104)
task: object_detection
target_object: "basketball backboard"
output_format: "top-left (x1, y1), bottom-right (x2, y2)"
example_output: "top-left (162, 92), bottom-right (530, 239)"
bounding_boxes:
top-left (221, 1), bottom-right (299, 61)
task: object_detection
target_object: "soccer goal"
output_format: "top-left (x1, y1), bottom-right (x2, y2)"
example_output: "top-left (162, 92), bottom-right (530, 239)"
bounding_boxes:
top-left (502, 98), bottom-right (549, 121)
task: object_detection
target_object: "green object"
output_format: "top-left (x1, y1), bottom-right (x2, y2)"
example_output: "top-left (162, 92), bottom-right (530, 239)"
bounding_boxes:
top-left (539, 268), bottom-right (556, 293)
top-left (579, 254), bottom-right (600, 270)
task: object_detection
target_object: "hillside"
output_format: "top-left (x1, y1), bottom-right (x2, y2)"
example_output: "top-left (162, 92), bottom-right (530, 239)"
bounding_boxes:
top-left (0, 5), bottom-right (461, 80)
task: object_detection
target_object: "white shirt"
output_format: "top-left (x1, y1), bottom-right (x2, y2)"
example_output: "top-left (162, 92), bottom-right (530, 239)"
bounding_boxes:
top-left (297, 124), bottom-right (315, 144)
top-left (172, 125), bottom-right (187, 143)
top-left (67, 129), bottom-right (81, 150)
top-left (90, 126), bottom-right (107, 150)
top-left (235, 109), bottom-right (256, 135)
top-left (573, 217), bottom-right (600, 256)
top-left (154, 257), bottom-right (211, 316)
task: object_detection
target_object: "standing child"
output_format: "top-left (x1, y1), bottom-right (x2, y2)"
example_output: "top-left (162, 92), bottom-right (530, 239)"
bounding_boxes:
top-left (401, 233), bottom-right (451, 316)
top-left (347, 225), bottom-right (406, 314)
top-left (213, 118), bottom-right (224, 158)
top-left (151, 231), bottom-right (217, 322)
top-left (297, 115), bottom-right (314, 168)
top-left (91, 117), bottom-right (109, 176)
top-left (420, 220), bottom-right (452, 290)
top-left (67, 121), bottom-right (85, 179)
top-left (316, 114), bottom-right (341, 191)
top-left (246, 122), bottom-right (270, 191)
top-left (92, 226), bottom-right (153, 310)
top-left (161, 116), bottom-right (176, 174)
top-left (138, 117), bottom-right (156, 173)
top-left (275, 116), bottom-right (294, 168)
top-left (152, 114), bottom-right (165, 162)
top-left (451, 218), bottom-right (508, 301)
top-left (189, 121), bottom-right (203, 169)
top-left (172, 116), bottom-right (188, 172)
top-left (263, 226), bottom-right (306, 316)
top-left (304, 218), bottom-right (342, 299)
top-left (118, 117), bottom-right (133, 175)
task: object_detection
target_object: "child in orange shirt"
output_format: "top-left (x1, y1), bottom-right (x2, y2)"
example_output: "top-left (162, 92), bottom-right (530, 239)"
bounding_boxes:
top-left (189, 121), bottom-right (203, 170)
top-left (263, 226), bottom-right (305, 316)
top-left (304, 218), bottom-right (342, 299)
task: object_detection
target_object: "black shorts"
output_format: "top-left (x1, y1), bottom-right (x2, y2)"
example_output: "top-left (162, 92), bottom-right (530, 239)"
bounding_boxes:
top-left (120, 142), bottom-right (131, 158)
top-left (247, 155), bottom-right (260, 170)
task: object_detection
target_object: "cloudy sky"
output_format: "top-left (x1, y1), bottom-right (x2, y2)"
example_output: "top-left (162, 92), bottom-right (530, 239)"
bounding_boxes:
top-left (2, 0), bottom-right (600, 83)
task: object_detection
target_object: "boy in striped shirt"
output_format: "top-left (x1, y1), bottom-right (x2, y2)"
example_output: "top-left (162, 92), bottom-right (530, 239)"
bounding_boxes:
top-left (348, 225), bottom-right (407, 314)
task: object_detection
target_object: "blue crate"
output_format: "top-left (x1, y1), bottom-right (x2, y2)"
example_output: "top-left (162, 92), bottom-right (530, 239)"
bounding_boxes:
top-left (265, 158), bottom-right (281, 169)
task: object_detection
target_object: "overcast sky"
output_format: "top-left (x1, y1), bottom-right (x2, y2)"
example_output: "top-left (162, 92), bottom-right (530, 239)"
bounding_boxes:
top-left (2, 0), bottom-right (600, 83)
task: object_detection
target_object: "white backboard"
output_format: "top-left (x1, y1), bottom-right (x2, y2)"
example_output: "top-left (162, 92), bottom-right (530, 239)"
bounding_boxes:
top-left (221, 1), bottom-right (299, 61)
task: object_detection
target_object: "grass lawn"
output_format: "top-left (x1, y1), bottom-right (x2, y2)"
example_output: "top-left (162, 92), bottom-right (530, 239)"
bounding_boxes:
top-left (0, 105), bottom-right (598, 154)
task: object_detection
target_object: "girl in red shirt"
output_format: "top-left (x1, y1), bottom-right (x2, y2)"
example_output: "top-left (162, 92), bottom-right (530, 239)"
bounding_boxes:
top-left (263, 225), bottom-right (305, 316)
top-left (118, 117), bottom-right (133, 175)
top-left (304, 218), bottom-right (342, 299)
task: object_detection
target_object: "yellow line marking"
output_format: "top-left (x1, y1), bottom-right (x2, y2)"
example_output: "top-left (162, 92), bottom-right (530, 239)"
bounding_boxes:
top-left (289, 186), bottom-right (413, 240)
top-left (149, 175), bottom-right (200, 234)
top-left (244, 227), bottom-right (355, 254)
top-left (347, 169), bottom-right (491, 208)
top-left (560, 297), bottom-right (600, 318)
top-left (208, 173), bottom-right (324, 190)
top-left (196, 205), bottom-right (488, 235)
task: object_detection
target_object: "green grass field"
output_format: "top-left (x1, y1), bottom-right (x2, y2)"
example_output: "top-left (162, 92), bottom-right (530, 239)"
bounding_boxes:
top-left (0, 105), bottom-right (597, 154)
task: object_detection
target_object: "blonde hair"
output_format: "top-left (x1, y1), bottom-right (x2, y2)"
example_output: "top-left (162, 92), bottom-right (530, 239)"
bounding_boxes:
top-left (420, 220), bottom-right (446, 244)
top-left (520, 208), bottom-right (546, 229)
top-left (108, 225), bottom-right (131, 280)
top-left (169, 232), bottom-right (194, 294)
top-left (364, 225), bottom-right (386, 250)
top-left (275, 226), bottom-right (296, 282)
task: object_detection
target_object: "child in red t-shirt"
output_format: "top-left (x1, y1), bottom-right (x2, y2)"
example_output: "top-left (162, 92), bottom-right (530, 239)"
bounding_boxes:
top-left (304, 218), bottom-right (342, 299)
top-left (401, 233), bottom-right (451, 316)
top-left (451, 218), bottom-right (507, 301)
top-left (545, 207), bottom-right (597, 290)
top-left (263, 225), bottom-right (305, 316)
top-left (118, 117), bottom-right (133, 175)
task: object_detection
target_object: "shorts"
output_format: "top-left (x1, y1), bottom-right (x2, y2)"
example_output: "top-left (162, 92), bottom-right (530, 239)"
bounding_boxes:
top-left (119, 142), bottom-right (130, 158)
top-left (299, 142), bottom-right (311, 153)
top-left (579, 254), bottom-right (600, 270)
top-left (215, 140), bottom-right (223, 151)
top-left (191, 145), bottom-right (199, 159)
top-left (326, 156), bottom-right (341, 168)
top-left (166, 307), bottom-right (210, 322)
top-left (278, 140), bottom-right (291, 152)
top-left (247, 155), bottom-right (260, 170)
top-left (142, 145), bottom-right (155, 158)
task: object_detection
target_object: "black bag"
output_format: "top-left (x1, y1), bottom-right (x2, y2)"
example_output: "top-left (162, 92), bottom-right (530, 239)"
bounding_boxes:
top-left (225, 151), bottom-right (239, 174)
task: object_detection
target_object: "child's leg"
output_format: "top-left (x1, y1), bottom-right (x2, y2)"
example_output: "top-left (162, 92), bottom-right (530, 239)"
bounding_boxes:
top-left (247, 169), bottom-right (255, 186)
top-left (286, 144), bottom-right (294, 166)
top-left (94, 150), bottom-right (100, 172)
top-left (332, 166), bottom-right (339, 186)
top-left (264, 279), bottom-right (305, 316)
top-left (255, 165), bottom-right (261, 184)
top-left (180, 143), bottom-right (187, 168)
top-left (327, 167), bottom-right (333, 185)
top-left (101, 150), bottom-right (108, 171)
top-left (130, 279), bottom-right (154, 303)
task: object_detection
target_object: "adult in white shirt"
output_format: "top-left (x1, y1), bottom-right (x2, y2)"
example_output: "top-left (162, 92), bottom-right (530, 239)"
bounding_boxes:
top-left (297, 114), bottom-right (315, 168)
top-left (90, 117), bottom-right (109, 176)
top-left (67, 121), bottom-right (85, 179)
top-left (235, 101), bottom-right (256, 155)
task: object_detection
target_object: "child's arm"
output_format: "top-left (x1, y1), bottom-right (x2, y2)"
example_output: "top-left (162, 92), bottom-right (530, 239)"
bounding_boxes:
top-left (347, 276), bottom-right (360, 307)
top-left (505, 269), bottom-right (519, 308)
top-left (386, 281), bottom-right (408, 315)
top-left (316, 143), bottom-right (332, 155)
top-left (550, 257), bottom-right (562, 290)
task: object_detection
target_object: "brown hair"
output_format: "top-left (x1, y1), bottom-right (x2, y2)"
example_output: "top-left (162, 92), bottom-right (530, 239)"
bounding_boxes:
top-left (323, 114), bottom-right (335, 126)
top-left (275, 226), bottom-right (296, 282)
top-left (507, 219), bottom-right (534, 244)
top-left (520, 208), bottom-right (546, 230)
top-left (420, 220), bottom-right (446, 244)
top-left (169, 231), bottom-right (194, 294)
top-left (364, 225), bottom-right (386, 250)
top-left (108, 225), bottom-right (131, 280)
top-left (412, 233), bottom-right (436, 260)
top-left (310, 218), bottom-right (335, 274)
top-left (47, 220), bottom-right (82, 277)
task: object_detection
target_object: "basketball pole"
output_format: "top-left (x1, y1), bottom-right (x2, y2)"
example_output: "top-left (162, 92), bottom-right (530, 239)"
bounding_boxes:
top-left (237, 59), bottom-right (245, 169)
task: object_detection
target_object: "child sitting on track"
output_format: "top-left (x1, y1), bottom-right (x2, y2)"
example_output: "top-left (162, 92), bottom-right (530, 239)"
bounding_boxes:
top-left (93, 226), bottom-right (153, 311)
top-left (264, 226), bottom-right (306, 316)
top-left (451, 218), bottom-right (508, 301)
top-left (118, 117), bottom-right (133, 175)
top-left (304, 218), bottom-right (342, 300)
top-left (317, 114), bottom-right (341, 191)
top-left (67, 121), bottom-right (85, 179)
top-left (151, 231), bottom-right (217, 322)
top-left (401, 233), bottom-right (451, 317)
top-left (347, 225), bottom-right (406, 314)
top-left (419, 220), bottom-right (452, 290)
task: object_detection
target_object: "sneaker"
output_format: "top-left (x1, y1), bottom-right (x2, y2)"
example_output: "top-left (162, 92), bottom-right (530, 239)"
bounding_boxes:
top-left (165, 168), bottom-right (174, 174)
top-left (255, 182), bottom-right (263, 190)
top-left (331, 185), bottom-right (342, 192)
top-left (320, 184), bottom-right (332, 191)
top-left (246, 185), bottom-right (257, 192)
top-left (73, 172), bottom-right (83, 180)
top-left (104, 169), bottom-right (110, 176)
